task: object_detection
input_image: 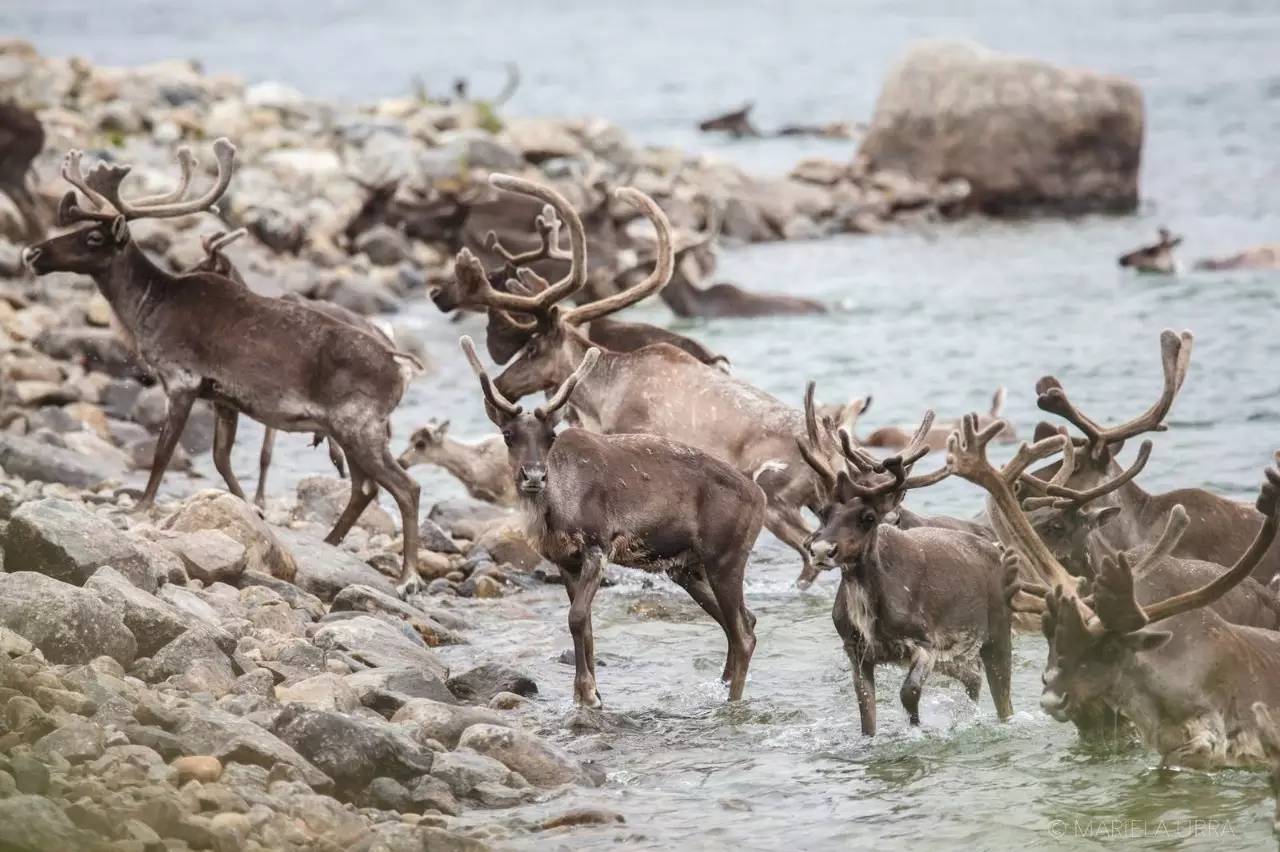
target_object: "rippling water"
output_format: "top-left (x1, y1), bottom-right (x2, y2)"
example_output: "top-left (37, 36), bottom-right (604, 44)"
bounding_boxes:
top-left (8, 1), bottom-right (1280, 848)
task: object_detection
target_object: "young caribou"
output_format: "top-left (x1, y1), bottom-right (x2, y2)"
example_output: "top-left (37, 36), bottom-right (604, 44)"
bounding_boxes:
top-left (396, 419), bottom-right (515, 506)
top-left (22, 140), bottom-right (426, 595)
top-left (460, 335), bottom-right (764, 705)
top-left (797, 400), bottom-right (1013, 734)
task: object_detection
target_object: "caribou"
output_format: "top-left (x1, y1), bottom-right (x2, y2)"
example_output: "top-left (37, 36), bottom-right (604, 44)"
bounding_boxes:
top-left (460, 335), bottom-right (764, 705)
top-left (396, 419), bottom-right (516, 506)
top-left (1034, 458), bottom-right (1280, 768)
top-left (796, 400), bottom-right (1013, 734)
top-left (1019, 329), bottom-right (1280, 583)
top-left (0, 101), bottom-right (45, 241)
top-left (861, 388), bottom-right (1014, 452)
top-left (1119, 227), bottom-right (1280, 274)
top-left (21, 140), bottom-right (426, 595)
top-left (453, 173), bottom-right (836, 585)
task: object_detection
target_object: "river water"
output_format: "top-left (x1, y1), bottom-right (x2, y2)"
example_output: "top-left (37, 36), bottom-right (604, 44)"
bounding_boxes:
top-left (8, 1), bottom-right (1280, 848)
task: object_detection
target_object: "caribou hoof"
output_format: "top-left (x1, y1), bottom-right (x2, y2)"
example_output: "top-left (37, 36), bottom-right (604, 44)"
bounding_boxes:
top-left (396, 575), bottom-right (424, 600)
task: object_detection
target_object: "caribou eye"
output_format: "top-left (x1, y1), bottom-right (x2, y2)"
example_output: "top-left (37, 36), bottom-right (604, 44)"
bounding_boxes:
top-left (414, 440), bottom-right (426, 450)
top-left (859, 510), bottom-right (877, 528)
top-left (501, 430), bottom-right (513, 444)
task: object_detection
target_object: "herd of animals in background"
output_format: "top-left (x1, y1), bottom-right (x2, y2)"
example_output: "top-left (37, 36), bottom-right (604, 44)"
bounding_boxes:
top-left (7, 98), bottom-right (1280, 831)
top-left (1119, 226), bottom-right (1280, 274)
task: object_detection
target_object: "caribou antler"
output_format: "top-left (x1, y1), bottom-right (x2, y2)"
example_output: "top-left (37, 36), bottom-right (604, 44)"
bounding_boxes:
top-left (947, 413), bottom-right (1076, 589)
top-left (79, 138), bottom-right (236, 221)
top-left (796, 381), bottom-right (838, 497)
top-left (485, 203), bottom-right (571, 269)
top-left (534, 348), bottom-right (600, 420)
top-left (460, 335), bottom-right (522, 417)
top-left (1037, 330), bottom-right (1193, 459)
top-left (561, 187), bottom-right (673, 326)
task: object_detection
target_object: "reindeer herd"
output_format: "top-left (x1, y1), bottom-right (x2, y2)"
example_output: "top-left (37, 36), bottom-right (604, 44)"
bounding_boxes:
top-left (18, 137), bottom-right (1280, 830)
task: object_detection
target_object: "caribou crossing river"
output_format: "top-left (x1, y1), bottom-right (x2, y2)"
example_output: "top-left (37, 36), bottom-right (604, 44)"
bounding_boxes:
top-left (8, 0), bottom-right (1280, 848)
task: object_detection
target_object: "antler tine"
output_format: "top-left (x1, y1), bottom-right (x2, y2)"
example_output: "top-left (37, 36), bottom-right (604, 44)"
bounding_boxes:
top-left (130, 147), bottom-right (197, 207)
top-left (89, 138), bottom-right (237, 220)
top-left (1042, 440), bottom-right (1153, 508)
top-left (1000, 429), bottom-right (1068, 485)
top-left (60, 149), bottom-right (111, 210)
top-left (838, 428), bottom-right (884, 474)
top-left (459, 335), bottom-right (522, 417)
top-left (1143, 459), bottom-right (1280, 624)
top-left (203, 227), bottom-right (248, 256)
top-left (1130, 503), bottom-right (1190, 578)
top-left (798, 381), bottom-right (838, 495)
top-left (563, 187), bottom-right (673, 326)
top-left (485, 203), bottom-right (570, 268)
top-left (901, 461), bottom-right (952, 491)
top-left (484, 174), bottom-right (587, 313)
top-left (535, 348), bottom-right (600, 420)
top-left (947, 414), bottom-right (1077, 590)
top-left (899, 409), bottom-right (937, 464)
top-left (1038, 330), bottom-right (1193, 458)
top-left (1017, 426), bottom-right (1076, 507)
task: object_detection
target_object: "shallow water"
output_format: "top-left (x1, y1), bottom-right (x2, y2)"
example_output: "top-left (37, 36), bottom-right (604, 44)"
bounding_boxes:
top-left (9, 2), bottom-right (1280, 848)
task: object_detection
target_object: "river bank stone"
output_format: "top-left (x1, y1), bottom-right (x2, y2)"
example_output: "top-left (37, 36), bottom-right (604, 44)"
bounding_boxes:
top-left (0, 572), bottom-right (137, 666)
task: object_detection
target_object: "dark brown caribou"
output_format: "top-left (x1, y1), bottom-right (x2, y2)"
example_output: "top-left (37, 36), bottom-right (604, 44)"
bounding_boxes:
top-left (460, 335), bottom-right (764, 705)
top-left (1020, 329), bottom-right (1280, 584)
top-left (456, 174), bottom-right (835, 585)
top-left (1119, 227), bottom-right (1280, 274)
top-left (0, 101), bottom-right (45, 241)
top-left (1034, 457), bottom-right (1280, 768)
top-left (797, 403), bottom-right (1013, 734)
top-left (22, 140), bottom-right (426, 595)
top-left (1117, 227), bottom-right (1182, 274)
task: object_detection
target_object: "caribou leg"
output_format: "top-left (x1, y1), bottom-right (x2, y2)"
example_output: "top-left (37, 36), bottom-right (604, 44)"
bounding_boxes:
top-left (669, 565), bottom-right (734, 682)
top-left (764, 502), bottom-right (817, 587)
top-left (212, 404), bottom-right (249, 502)
top-left (980, 633), bottom-right (1014, 721)
top-left (834, 582), bottom-right (877, 735)
top-left (134, 381), bottom-right (199, 511)
top-left (255, 427), bottom-right (276, 508)
top-left (900, 645), bottom-right (936, 725)
top-left (708, 548), bottom-right (756, 701)
top-left (346, 436), bottom-right (422, 597)
top-left (324, 459), bottom-right (375, 545)
top-left (566, 546), bottom-right (605, 707)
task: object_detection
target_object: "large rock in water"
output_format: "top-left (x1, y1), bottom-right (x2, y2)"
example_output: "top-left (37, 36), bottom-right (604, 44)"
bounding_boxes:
top-left (0, 432), bottom-right (124, 488)
top-left (858, 40), bottom-right (1144, 215)
top-left (0, 572), bottom-right (137, 666)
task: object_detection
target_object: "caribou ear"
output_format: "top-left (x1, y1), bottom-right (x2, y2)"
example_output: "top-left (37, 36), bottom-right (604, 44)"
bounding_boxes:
top-left (1033, 421), bottom-right (1058, 442)
top-left (56, 191), bottom-right (79, 227)
top-left (111, 216), bottom-right (130, 244)
top-left (1085, 505), bottom-right (1122, 529)
top-left (434, 419), bottom-right (450, 438)
top-left (1121, 629), bottom-right (1171, 653)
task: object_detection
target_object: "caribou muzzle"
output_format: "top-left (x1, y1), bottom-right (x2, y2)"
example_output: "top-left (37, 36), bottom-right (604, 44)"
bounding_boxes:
top-left (518, 465), bottom-right (548, 493)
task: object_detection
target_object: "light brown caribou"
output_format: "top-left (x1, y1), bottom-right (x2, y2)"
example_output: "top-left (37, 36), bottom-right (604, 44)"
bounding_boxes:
top-left (396, 419), bottom-right (515, 506)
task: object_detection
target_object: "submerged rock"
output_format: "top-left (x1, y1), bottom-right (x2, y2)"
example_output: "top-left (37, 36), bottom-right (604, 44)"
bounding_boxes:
top-left (447, 663), bottom-right (537, 704)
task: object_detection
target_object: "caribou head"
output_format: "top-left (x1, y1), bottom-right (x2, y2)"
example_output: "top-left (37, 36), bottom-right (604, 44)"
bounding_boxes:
top-left (460, 334), bottom-right (599, 495)
top-left (23, 140), bottom-right (235, 276)
top-left (445, 174), bottom-right (672, 400)
top-left (1118, 227), bottom-right (1182, 274)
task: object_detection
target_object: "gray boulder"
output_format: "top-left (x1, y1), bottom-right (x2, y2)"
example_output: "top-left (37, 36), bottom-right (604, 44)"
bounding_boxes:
top-left (270, 705), bottom-right (434, 798)
top-left (859, 40), bottom-right (1143, 215)
top-left (447, 663), bottom-right (537, 704)
top-left (294, 475), bottom-right (396, 536)
top-left (391, 698), bottom-right (508, 749)
top-left (3, 498), bottom-right (156, 588)
top-left (0, 572), bottom-right (137, 666)
top-left (457, 723), bottom-right (582, 788)
top-left (330, 584), bottom-right (464, 646)
top-left (0, 796), bottom-right (96, 851)
top-left (132, 627), bottom-right (237, 696)
top-left (275, 529), bottom-right (398, 601)
top-left (0, 432), bottom-right (124, 488)
top-left (165, 700), bottom-right (332, 789)
top-left (159, 490), bottom-right (297, 582)
top-left (84, 566), bottom-right (188, 656)
top-left (312, 615), bottom-right (446, 678)
top-left (160, 529), bottom-right (248, 584)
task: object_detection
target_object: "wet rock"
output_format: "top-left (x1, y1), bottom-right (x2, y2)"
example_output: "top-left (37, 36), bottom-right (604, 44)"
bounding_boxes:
top-left (275, 528), bottom-right (397, 601)
top-left (365, 775), bottom-right (413, 812)
top-left (276, 672), bottom-right (360, 712)
top-left (859, 39), bottom-right (1143, 215)
top-left (488, 691), bottom-right (528, 710)
top-left (541, 807), bottom-right (626, 829)
top-left (355, 224), bottom-right (413, 266)
top-left (330, 584), bottom-right (464, 646)
top-left (294, 475), bottom-right (396, 536)
top-left (159, 490), bottom-right (297, 582)
top-left (346, 666), bottom-right (455, 712)
top-left (428, 498), bottom-right (510, 541)
top-left (84, 566), bottom-right (188, 657)
top-left (409, 774), bottom-right (460, 815)
top-left (172, 754), bottom-right (223, 784)
top-left (2, 498), bottom-right (157, 587)
top-left (313, 615), bottom-right (446, 677)
top-left (0, 795), bottom-right (94, 850)
top-left (0, 572), bottom-right (137, 666)
top-left (33, 717), bottom-right (105, 763)
top-left (391, 698), bottom-right (509, 749)
top-left (418, 826), bottom-right (491, 852)
top-left (429, 747), bottom-right (518, 797)
top-left (418, 517), bottom-right (460, 555)
top-left (167, 700), bottom-right (332, 789)
top-left (471, 575), bottom-right (503, 599)
top-left (161, 529), bottom-right (248, 584)
top-left (0, 433), bottom-right (122, 488)
top-left (270, 705), bottom-right (434, 798)
top-left (447, 663), bottom-right (537, 704)
top-left (457, 724), bottom-right (583, 788)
